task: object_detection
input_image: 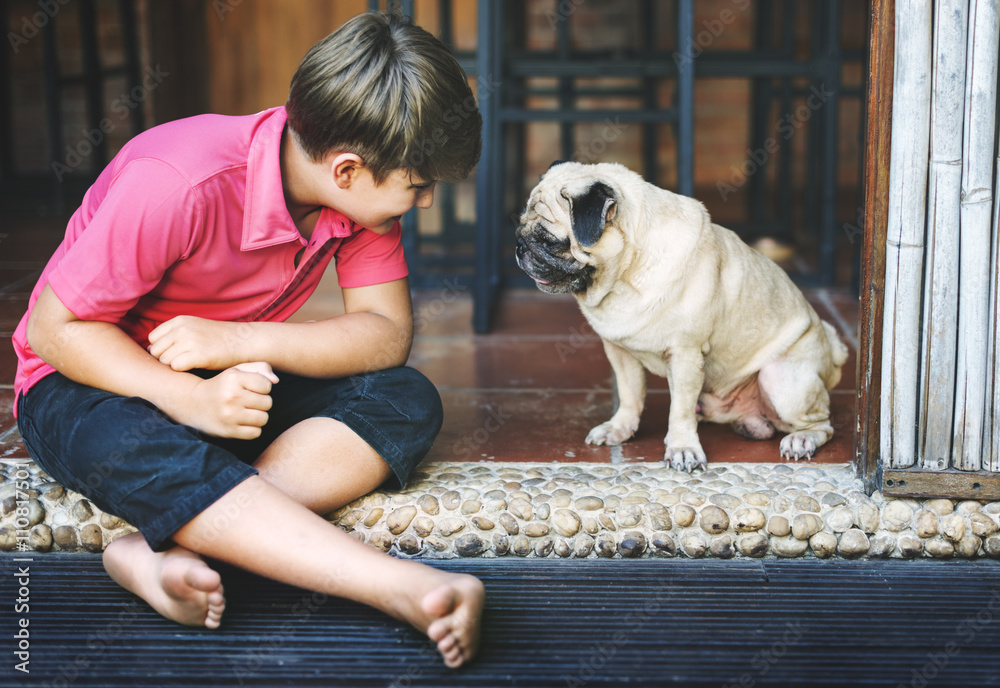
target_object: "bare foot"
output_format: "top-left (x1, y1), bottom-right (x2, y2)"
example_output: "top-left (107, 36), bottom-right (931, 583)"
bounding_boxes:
top-left (422, 575), bottom-right (485, 668)
top-left (103, 532), bottom-right (226, 629)
top-left (386, 567), bottom-right (485, 668)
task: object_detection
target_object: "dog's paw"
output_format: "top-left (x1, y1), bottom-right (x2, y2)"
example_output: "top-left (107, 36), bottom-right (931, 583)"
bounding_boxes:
top-left (780, 432), bottom-right (817, 461)
top-left (586, 421), bottom-right (636, 446)
top-left (665, 446), bottom-right (707, 472)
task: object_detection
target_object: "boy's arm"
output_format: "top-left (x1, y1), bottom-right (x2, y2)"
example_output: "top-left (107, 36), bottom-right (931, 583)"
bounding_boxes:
top-left (147, 277), bottom-right (414, 378)
top-left (27, 284), bottom-right (276, 440)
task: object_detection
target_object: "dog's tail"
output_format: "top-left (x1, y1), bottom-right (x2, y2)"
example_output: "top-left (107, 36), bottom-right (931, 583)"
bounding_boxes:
top-left (823, 320), bottom-right (849, 367)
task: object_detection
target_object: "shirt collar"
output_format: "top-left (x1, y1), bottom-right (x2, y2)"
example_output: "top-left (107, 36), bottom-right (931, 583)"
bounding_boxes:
top-left (241, 107), bottom-right (355, 251)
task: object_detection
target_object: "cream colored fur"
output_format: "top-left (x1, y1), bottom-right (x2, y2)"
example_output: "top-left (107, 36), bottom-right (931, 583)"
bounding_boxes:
top-left (515, 161), bottom-right (849, 471)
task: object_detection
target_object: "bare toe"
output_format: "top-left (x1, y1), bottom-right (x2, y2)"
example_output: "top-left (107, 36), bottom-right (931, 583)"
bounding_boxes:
top-left (104, 535), bottom-right (227, 630)
top-left (420, 575), bottom-right (485, 668)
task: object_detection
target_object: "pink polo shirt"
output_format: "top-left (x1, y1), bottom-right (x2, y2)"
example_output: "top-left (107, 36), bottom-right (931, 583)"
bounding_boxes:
top-left (13, 106), bottom-right (408, 411)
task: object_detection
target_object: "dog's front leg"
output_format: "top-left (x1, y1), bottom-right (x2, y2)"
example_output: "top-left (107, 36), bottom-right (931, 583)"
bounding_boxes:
top-left (586, 340), bottom-right (647, 446)
top-left (664, 347), bottom-right (707, 472)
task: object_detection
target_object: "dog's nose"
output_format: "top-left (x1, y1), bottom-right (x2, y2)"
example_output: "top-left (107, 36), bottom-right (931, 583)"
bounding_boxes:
top-left (515, 236), bottom-right (527, 257)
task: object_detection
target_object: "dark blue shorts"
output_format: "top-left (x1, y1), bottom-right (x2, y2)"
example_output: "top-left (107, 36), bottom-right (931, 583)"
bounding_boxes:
top-left (17, 367), bottom-right (443, 552)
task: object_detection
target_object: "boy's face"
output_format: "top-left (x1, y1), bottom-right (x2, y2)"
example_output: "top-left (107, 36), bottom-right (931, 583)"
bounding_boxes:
top-left (339, 167), bottom-right (436, 234)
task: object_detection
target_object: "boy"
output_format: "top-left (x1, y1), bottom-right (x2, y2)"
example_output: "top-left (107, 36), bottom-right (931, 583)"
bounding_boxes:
top-left (13, 11), bottom-right (484, 669)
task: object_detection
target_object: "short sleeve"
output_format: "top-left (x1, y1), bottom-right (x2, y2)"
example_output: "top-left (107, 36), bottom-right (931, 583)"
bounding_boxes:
top-left (46, 158), bottom-right (204, 323)
top-left (333, 222), bottom-right (409, 289)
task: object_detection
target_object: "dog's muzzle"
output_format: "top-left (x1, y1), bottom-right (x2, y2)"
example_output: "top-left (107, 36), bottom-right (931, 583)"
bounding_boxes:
top-left (514, 231), bottom-right (593, 294)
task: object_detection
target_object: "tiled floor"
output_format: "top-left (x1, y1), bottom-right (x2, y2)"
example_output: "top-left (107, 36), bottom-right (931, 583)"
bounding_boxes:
top-left (0, 212), bottom-right (859, 468)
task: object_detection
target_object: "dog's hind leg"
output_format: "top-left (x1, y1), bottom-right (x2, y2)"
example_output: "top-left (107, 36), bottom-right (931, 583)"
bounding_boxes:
top-left (757, 358), bottom-right (834, 461)
top-left (586, 340), bottom-right (647, 446)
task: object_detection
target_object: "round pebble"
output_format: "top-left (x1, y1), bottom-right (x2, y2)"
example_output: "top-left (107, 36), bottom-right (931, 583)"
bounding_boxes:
top-left (771, 536), bottom-right (809, 557)
top-left (825, 507), bottom-right (855, 533)
top-left (574, 535), bottom-right (595, 558)
top-left (791, 513), bottom-right (823, 540)
top-left (699, 506), bottom-right (730, 535)
top-left (914, 509), bottom-right (938, 538)
top-left (868, 533), bottom-right (896, 558)
top-left (673, 504), bottom-right (696, 528)
top-left (881, 501), bottom-right (913, 531)
top-left (837, 529), bottom-right (870, 558)
top-left (680, 533), bottom-right (707, 558)
top-left (809, 531), bottom-right (838, 558)
top-left (596, 533), bottom-right (617, 558)
top-left (710, 535), bottom-right (735, 559)
top-left (618, 531), bottom-right (647, 558)
top-left (737, 532), bottom-right (768, 558)
top-left (924, 536), bottom-right (954, 558)
top-left (456, 533), bottom-right (488, 557)
top-left (471, 516), bottom-right (495, 531)
top-left (956, 534), bottom-right (982, 559)
top-left (54, 525), bottom-right (79, 551)
top-left (437, 517), bottom-right (465, 537)
top-left (29, 524), bottom-right (52, 552)
top-left (499, 513), bottom-right (519, 535)
top-left (733, 508), bottom-right (766, 533)
top-left (941, 513), bottom-right (965, 543)
top-left (397, 533), bottom-right (422, 555)
top-left (651, 532), bottom-right (677, 557)
top-left (508, 498), bottom-right (533, 521)
top-left (767, 515), bottom-right (791, 537)
top-left (970, 512), bottom-right (998, 537)
top-left (363, 508), bottom-right (383, 528)
top-left (552, 509), bottom-right (581, 537)
top-left (897, 533), bottom-right (924, 558)
top-left (511, 535), bottom-right (531, 557)
top-left (387, 506), bottom-right (417, 535)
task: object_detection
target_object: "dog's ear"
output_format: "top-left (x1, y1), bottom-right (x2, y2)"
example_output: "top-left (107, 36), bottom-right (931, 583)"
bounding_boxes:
top-left (566, 182), bottom-right (618, 247)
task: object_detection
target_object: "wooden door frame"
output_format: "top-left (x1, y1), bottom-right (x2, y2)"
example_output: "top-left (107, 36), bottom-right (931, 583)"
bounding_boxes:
top-left (858, 0), bottom-right (1000, 500)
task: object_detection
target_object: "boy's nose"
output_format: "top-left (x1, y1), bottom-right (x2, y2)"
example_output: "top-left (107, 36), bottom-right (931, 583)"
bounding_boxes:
top-left (416, 187), bottom-right (435, 209)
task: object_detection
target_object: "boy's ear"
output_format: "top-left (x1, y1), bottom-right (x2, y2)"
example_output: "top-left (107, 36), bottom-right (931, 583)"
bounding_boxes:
top-left (330, 153), bottom-right (364, 189)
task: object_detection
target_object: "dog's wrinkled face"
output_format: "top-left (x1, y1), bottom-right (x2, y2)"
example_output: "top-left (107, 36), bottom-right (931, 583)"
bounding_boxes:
top-left (515, 161), bottom-right (621, 294)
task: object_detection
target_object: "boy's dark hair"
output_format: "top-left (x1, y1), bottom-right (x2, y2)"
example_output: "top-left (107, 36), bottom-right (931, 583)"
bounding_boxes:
top-left (286, 11), bottom-right (482, 185)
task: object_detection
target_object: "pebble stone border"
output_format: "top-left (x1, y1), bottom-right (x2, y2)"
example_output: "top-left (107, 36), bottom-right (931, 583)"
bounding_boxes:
top-left (3, 459), bottom-right (1000, 560)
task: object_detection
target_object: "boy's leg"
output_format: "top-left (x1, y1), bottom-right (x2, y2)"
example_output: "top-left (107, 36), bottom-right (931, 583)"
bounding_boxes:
top-left (100, 368), bottom-right (482, 667)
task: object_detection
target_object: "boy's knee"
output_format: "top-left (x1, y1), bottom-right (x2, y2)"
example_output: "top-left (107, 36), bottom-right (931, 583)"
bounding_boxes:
top-left (374, 366), bottom-right (443, 430)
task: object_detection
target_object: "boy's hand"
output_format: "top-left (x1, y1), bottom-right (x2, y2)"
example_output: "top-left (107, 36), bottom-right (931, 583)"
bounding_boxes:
top-left (172, 362), bottom-right (279, 439)
top-left (148, 315), bottom-right (253, 371)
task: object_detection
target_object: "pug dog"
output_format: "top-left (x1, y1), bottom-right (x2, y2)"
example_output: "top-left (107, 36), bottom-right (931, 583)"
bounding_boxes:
top-left (514, 161), bottom-right (849, 472)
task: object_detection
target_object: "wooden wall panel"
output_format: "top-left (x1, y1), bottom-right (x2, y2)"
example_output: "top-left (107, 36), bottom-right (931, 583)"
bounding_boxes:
top-left (205, 0), bottom-right (368, 116)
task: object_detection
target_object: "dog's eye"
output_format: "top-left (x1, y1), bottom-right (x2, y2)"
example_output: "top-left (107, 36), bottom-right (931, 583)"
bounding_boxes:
top-left (535, 227), bottom-right (569, 251)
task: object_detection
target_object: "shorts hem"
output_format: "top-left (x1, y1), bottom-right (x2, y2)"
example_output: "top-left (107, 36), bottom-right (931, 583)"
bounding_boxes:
top-left (140, 463), bottom-right (259, 552)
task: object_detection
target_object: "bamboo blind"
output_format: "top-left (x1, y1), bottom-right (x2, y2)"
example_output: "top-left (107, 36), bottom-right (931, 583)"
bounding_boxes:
top-left (883, 0), bottom-right (1000, 472)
